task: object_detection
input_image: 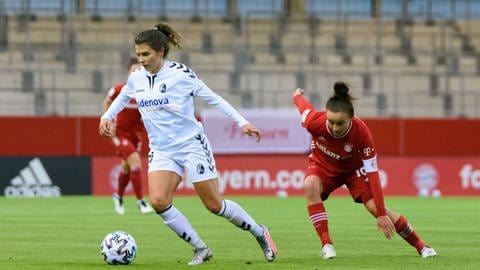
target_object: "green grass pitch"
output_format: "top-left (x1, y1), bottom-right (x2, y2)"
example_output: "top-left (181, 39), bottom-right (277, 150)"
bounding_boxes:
top-left (1, 196), bottom-right (479, 270)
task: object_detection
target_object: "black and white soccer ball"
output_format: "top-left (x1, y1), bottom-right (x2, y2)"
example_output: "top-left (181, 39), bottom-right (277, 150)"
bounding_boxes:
top-left (100, 231), bottom-right (137, 265)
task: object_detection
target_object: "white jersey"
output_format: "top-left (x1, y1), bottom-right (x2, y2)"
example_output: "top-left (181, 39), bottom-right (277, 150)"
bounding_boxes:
top-left (101, 60), bottom-right (249, 152)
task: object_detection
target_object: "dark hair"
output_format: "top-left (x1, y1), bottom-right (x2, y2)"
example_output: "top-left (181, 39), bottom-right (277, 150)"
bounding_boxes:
top-left (134, 22), bottom-right (183, 58)
top-left (325, 81), bottom-right (355, 118)
top-left (127, 56), bottom-right (139, 70)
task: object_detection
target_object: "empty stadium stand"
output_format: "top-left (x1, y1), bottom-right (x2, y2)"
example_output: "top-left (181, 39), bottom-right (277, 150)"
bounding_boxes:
top-left (0, 0), bottom-right (479, 118)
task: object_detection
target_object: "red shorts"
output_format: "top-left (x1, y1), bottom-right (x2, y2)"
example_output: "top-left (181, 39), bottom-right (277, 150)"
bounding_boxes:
top-left (306, 160), bottom-right (373, 204)
top-left (112, 134), bottom-right (141, 160)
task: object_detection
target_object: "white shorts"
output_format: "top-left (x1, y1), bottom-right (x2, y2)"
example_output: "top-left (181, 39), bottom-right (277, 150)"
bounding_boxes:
top-left (147, 133), bottom-right (218, 183)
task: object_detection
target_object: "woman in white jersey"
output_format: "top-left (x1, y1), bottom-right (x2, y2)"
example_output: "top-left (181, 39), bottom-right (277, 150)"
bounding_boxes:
top-left (99, 22), bottom-right (277, 265)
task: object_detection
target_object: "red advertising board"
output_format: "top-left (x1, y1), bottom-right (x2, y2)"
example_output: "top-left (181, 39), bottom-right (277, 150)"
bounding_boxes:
top-left (92, 155), bottom-right (480, 197)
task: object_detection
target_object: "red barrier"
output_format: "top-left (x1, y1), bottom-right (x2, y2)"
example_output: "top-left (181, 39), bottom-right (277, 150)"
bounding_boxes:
top-left (403, 119), bottom-right (480, 155)
top-left (1, 117), bottom-right (78, 156)
top-left (1, 116), bottom-right (480, 156)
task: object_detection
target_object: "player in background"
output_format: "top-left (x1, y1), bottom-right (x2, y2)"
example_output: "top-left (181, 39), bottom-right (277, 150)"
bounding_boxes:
top-left (292, 82), bottom-right (437, 259)
top-left (102, 57), bottom-right (154, 215)
top-left (99, 22), bottom-right (277, 265)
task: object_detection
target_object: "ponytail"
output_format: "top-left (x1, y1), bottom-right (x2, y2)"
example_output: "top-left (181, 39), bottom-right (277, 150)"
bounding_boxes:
top-left (326, 81), bottom-right (355, 118)
top-left (135, 22), bottom-right (183, 57)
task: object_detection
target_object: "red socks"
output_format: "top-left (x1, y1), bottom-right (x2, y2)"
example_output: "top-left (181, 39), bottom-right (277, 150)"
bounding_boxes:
top-left (308, 202), bottom-right (332, 246)
top-left (117, 168), bottom-right (143, 201)
top-left (308, 204), bottom-right (425, 252)
top-left (395, 215), bottom-right (425, 252)
top-left (117, 170), bottom-right (129, 198)
top-left (129, 168), bottom-right (143, 200)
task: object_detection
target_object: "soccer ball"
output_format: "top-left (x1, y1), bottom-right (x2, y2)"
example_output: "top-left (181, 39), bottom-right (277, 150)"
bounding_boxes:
top-left (100, 231), bottom-right (137, 265)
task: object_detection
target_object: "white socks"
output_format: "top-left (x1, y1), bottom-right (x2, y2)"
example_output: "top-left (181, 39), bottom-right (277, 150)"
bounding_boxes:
top-left (158, 204), bottom-right (206, 249)
top-left (157, 200), bottom-right (264, 250)
top-left (217, 199), bottom-right (263, 237)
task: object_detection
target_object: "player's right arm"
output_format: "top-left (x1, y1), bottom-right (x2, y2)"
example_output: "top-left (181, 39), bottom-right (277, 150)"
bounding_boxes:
top-left (292, 88), bottom-right (324, 134)
top-left (100, 84), bottom-right (133, 137)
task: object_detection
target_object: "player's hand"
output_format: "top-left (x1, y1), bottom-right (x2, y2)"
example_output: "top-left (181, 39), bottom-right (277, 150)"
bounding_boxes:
top-left (376, 215), bottom-right (395, 240)
top-left (99, 119), bottom-right (115, 137)
top-left (293, 88), bottom-right (304, 97)
top-left (241, 123), bottom-right (262, 143)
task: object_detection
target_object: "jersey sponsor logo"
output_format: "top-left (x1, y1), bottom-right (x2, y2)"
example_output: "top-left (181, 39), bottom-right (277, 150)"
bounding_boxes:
top-left (4, 157), bottom-right (61, 197)
top-left (363, 147), bottom-right (372, 156)
top-left (315, 142), bottom-right (340, 160)
top-left (138, 98), bottom-right (169, 108)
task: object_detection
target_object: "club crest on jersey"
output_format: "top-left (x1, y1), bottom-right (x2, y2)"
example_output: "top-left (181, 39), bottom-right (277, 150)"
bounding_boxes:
top-left (344, 143), bottom-right (353, 152)
top-left (196, 164), bottom-right (205, 174)
top-left (160, 83), bottom-right (166, 93)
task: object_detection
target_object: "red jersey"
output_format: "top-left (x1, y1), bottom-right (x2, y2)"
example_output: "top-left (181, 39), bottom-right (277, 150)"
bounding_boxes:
top-left (294, 94), bottom-right (386, 216)
top-left (294, 95), bottom-right (376, 178)
top-left (106, 83), bottom-right (144, 138)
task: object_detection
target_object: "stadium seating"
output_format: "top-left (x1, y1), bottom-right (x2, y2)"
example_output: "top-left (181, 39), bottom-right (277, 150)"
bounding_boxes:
top-left (0, 4), bottom-right (479, 118)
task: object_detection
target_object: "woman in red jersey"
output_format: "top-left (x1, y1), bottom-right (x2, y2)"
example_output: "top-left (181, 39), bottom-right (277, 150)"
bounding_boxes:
top-left (102, 57), bottom-right (153, 215)
top-left (293, 81), bottom-right (436, 259)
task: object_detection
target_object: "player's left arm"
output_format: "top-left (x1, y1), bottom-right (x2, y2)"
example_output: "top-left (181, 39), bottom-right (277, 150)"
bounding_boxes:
top-left (361, 129), bottom-right (395, 239)
top-left (194, 79), bottom-right (261, 142)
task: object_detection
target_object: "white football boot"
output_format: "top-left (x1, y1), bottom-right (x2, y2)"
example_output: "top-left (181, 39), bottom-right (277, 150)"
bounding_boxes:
top-left (255, 225), bottom-right (277, 262)
top-left (188, 246), bottom-right (213, 265)
top-left (321, 244), bottom-right (336, 259)
top-left (112, 193), bottom-right (125, 215)
top-left (137, 200), bottom-right (154, 214)
top-left (420, 245), bottom-right (437, 258)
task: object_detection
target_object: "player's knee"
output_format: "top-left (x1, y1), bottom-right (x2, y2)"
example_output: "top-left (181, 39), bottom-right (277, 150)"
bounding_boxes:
top-left (150, 197), bottom-right (171, 212)
top-left (204, 200), bottom-right (222, 214)
top-left (129, 165), bottom-right (141, 172)
top-left (304, 179), bottom-right (321, 200)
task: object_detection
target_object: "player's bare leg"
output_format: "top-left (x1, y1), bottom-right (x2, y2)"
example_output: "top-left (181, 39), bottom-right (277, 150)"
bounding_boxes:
top-left (149, 170), bottom-right (211, 265)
